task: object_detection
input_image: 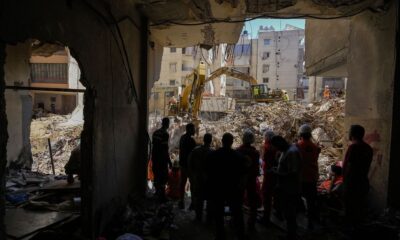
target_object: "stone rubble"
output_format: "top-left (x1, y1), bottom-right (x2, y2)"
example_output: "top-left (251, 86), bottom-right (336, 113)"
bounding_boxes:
top-left (30, 114), bottom-right (83, 175)
top-left (199, 99), bottom-right (346, 180)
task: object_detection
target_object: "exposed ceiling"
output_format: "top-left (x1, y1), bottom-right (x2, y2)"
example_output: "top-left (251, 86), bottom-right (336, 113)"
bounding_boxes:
top-left (133, 0), bottom-right (385, 47)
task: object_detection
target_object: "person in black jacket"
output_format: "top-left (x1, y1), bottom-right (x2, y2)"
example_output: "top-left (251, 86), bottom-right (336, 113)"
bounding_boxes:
top-left (208, 133), bottom-right (246, 240)
top-left (152, 117), bottom-right (172, 202)
top-left (178, 123), bottom-right (197, 209)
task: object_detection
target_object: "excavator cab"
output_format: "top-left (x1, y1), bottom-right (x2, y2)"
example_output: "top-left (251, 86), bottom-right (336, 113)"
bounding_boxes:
top-left (251, 84), bottom-right (270, 101)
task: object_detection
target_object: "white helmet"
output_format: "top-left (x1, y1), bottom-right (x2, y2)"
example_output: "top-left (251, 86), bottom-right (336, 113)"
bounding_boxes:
top-left (299, 124), bottom-right (312, 135)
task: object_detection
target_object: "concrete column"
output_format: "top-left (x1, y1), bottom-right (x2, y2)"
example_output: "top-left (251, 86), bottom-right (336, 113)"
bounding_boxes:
top-left (4, 43), bottom-right (32, 168)
top-left (308, 76), bottom-right (316, 102)
top-left (345, 2), bottom-right (397, 210)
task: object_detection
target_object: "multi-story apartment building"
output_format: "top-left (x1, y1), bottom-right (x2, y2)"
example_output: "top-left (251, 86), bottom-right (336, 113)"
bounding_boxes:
top-left (30, 47), bottom-right (84, 115)
top-left (225, 31), bottom-right (253, 99)
top-left (255, 25), bottom-right (305, 99)
top-left (149, 46), bottom-right (203, 115)
top-left (209, 25), bottom-right (305, 101)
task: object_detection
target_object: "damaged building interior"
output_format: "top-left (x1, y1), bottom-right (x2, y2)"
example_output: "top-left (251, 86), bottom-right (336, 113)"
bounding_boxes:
top-left (0, 0), bottom-right (399, 239)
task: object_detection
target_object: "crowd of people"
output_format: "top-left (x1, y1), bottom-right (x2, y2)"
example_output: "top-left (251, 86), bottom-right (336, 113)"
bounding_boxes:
top-left (150, 117), bottom-right (373, 240)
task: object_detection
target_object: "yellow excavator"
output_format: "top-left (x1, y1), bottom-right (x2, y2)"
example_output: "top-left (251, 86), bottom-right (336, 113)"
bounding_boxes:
top-left (172, 63), bottom-right (284, 122)
top-left (206, 67), bottom-right (284, 103)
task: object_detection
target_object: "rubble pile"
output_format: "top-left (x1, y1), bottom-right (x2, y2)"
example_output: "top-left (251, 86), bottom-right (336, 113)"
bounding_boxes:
top-left (30, 114), bottom-right (83, 175)
top-left (200, 99), bottom-right (346, 179)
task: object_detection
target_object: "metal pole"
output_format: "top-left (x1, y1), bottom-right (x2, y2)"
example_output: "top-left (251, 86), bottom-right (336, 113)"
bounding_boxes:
top-left (47, 138), bottom-right (55, 175)
top-left (6, 85), bottom-right (85, 93)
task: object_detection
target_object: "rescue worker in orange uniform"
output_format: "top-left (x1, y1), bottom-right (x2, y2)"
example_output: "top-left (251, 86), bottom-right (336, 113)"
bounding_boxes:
top-left (297, 124), bottom-right (321, 230)
top-left (323, 85), bottom-right (331, 99)
top-left (236, 130), bottom-right (260, 230)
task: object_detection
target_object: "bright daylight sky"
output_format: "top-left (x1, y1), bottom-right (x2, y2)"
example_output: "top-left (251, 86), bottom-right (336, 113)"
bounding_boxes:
top-left (244, 19), bottom-right (305, 38)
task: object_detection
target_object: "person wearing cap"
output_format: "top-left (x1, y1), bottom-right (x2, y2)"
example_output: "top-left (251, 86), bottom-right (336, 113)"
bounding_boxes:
top-left (323, 85), bottom-right (331, 99)
top-left (152, 117), bottom-right (172, 202)
top-left (343, 125), bottom-right (373, 231)
top-left (208, 133), bottom-right (247, 240)
top-left (236, 130), bottom-right (260, 230)
top-left (188, 133), bottom-right (214, 221)
top-left (297, 124), bottom-right (321, 230)
top-left (271, 135), bottom-right (302, 240)
top-left (178, 123), bottom-right (197, 209)
top-left (261, 130), bottom-right (279, 225)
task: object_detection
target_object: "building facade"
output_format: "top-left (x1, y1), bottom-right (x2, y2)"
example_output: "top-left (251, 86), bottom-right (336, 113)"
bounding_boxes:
top-left (255, 25), bottom-right (305, 100)
top-left (150, 46), bottom-right (203, 114)
top-left (30, 47), bottom-right (84, 115)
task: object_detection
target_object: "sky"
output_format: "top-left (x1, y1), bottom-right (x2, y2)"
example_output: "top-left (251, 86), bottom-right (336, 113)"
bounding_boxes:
top-left (244, 19), bottom-right (305, 38)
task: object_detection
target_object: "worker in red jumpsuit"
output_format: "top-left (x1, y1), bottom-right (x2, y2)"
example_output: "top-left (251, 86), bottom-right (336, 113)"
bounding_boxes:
top-left (297, 124), bottom-right (321, 230)
top-left (237, 130), bottom-right (260, 230)
top-left (343, 125), bottom-right (373, 234)
top-left (261, 130), bottom-right (278, 225)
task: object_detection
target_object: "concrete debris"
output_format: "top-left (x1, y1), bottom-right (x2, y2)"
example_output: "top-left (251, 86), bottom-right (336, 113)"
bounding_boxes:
top-left (109, 198), bottom-right (175, 240)
top-left (30, 114), bottom-right (83, 175)
top-left (200, 99), bottom-right (345, 180)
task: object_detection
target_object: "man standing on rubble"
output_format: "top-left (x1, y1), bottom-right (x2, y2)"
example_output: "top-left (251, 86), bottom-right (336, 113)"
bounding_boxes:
top-left (343, 125), bottom-right (373, 232)
top-left (261, 130), bottom-right (278, 226)
top-left (271, 136), bottom-right (302, 240)
top-left (208, 133), bottom-right (246, 240)
top-left (236, 130), bottom-right (260, 230)
top-left (178, 123), bottom-right (197, 209)
top-left (152, 117), bottom-right (172, 202)
top-left (188, 133), bottom-right (214, 221)
top-left (297, 124), bottom-right (320, 230)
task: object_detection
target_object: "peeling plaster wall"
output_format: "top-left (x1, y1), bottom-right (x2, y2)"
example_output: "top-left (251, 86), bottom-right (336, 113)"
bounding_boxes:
top-left (345, 3), bottom-right (397, 210)
top-left (0, 0), bottom-right (151, 237)
top-left (4, 43), bottom-right (32, 168)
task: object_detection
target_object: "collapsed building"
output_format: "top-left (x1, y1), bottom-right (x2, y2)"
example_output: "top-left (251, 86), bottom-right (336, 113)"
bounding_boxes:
top-left (0, 0), bottom-right (399, 238)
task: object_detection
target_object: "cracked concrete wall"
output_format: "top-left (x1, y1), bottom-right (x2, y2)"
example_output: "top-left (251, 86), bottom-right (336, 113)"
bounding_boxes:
top-left (305, 1), bottom-right (398, 210)
top-left (345, 2), bottom-right (398, 211)
top-left (0, 0), bottom-right (151, 237)
top-left (4, 43), bottom-right (33, 168)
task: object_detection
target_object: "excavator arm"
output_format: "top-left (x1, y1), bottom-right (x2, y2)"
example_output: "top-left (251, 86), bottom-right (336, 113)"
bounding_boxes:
top-left (207, 67), bottom-right (258, 85)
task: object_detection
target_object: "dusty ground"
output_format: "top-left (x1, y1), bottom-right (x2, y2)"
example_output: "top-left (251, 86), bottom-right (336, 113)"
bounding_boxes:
top-left (170, 204), bottom-right (347, 240)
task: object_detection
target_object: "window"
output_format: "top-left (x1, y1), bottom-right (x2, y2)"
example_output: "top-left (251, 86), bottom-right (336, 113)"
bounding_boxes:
top-left (263, 78), bottom-right (269, 83)
top-left (262, 52), bottom-right (270, 60)
top-left (263, 39), bottom-right (271, 46)
top-left (182, 61), bottom-right (192, 71)
top-left (170, 47), bottom-right (176, 53)
top-left (30, 63), bottom-right (68, 83)
top-left (182, 48), bottom-right (186, 54)
top-left (165, 91), bottom-right (174, 97)
top-left (169, 62), bottom-right (177, 73)
top-left (169, 79), bottom-right (176, 86)
top-left (262, 64), bottom-right (270, 73)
